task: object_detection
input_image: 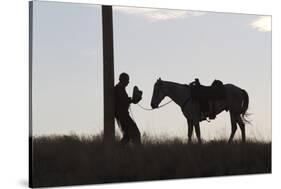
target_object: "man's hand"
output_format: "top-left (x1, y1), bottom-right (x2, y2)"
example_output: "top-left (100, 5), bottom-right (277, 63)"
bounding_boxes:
top-left (128, 97), bottom-right (133, 104)
top-left (131, 96), bottom-right (142, 104)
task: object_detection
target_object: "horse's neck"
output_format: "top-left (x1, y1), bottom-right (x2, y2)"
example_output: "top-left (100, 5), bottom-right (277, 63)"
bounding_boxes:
top-left (163, 82), bottom-right (190, 107)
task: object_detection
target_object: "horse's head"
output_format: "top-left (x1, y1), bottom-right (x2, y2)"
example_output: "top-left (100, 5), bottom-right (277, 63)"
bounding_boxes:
top-left (151, 78), bottom-right (166, 109)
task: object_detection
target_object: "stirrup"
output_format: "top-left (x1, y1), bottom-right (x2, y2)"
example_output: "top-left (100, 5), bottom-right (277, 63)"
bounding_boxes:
top-left (209, 114), bottom-right (216, 119)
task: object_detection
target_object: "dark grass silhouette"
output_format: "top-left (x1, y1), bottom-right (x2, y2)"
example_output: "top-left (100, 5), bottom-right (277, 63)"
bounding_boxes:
top-left (31, 134), bottom-right (271, 187)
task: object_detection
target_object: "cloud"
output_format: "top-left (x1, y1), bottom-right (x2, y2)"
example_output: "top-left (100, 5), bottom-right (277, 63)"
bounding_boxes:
top-left (115, 6), bottom-right (206, 22)
top-left (250, 16), bottom-right (271, 32)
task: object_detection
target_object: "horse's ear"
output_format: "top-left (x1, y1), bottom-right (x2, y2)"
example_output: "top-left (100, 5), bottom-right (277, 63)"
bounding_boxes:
top-left (158, 78), bottom-right (162, 86)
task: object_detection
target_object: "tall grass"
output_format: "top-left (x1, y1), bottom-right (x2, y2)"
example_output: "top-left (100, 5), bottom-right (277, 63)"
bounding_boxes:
top-left (30, 134), bottom-right (271, 187)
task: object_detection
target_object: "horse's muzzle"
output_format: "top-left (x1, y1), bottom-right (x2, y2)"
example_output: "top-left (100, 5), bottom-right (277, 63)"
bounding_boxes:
top-left (151, 103), bottom-right (158, 109)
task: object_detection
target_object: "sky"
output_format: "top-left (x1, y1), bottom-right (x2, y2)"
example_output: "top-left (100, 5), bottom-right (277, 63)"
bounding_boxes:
top-left (32, 1), bottom-right (271, 141)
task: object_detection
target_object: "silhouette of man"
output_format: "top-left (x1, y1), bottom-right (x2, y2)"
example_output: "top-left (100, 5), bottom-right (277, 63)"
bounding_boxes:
top-left (114, 73), bottom-right (141, 145)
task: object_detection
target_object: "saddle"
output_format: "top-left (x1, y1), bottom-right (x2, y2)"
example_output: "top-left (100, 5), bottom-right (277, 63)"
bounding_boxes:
top-left (190, 79), bottom-right (226, 120)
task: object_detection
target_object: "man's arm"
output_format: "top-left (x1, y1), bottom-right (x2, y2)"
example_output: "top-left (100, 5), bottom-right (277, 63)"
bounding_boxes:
top-left (115, 86), bottom-right (132, 107)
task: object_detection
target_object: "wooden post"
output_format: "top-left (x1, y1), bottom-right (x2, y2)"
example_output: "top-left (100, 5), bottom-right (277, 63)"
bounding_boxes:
top-left (102, 6), bottom-right (115, 146)
top-left (29, 1), bottom-right (33, 187)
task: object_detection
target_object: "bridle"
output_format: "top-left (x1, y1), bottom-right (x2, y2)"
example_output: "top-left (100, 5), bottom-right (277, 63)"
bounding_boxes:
top-left (137, 81), bottom-right (172, 111)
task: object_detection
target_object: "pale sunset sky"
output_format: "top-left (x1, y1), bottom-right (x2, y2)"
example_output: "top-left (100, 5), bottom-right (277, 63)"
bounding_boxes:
top-left (32, 1), bottom-right (271, 141)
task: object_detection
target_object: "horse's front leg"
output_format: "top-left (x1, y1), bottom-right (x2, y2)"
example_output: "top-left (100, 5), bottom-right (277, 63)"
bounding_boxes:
top-left (187, 119), bottom-right (193, 143)
top-left (194, 121), bottom-right (202, 144)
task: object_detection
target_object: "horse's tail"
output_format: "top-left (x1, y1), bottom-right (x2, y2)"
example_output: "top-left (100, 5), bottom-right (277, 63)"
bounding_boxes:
top-left (241, 89), bottom-right (251, 124)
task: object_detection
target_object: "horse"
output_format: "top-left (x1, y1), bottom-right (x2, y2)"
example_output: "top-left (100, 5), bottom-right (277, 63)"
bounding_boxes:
top-left (150, 78), bottom-right (249, 143)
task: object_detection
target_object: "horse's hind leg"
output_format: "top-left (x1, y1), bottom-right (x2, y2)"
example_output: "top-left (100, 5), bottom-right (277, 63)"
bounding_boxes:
top-left (187, 119), bottom-right (193, 143)
top-left (236, 116), bottom-right (246, 143)
top-left (228, 112), bottom-right (237, 143)
top-left (194, 122), bottom-right (202, 144)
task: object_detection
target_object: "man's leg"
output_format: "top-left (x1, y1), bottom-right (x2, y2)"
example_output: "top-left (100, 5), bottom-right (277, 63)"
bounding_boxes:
top-left (117, 116), bottom-right (130, 146)
top-left (120, 132), bottom-right (130, 145)
top-left (127, 116), bottom-right (141, 145)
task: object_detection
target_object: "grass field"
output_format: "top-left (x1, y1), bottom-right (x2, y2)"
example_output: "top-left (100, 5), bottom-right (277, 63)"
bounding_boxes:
top-left (30, 135), bottom-right (271, 187)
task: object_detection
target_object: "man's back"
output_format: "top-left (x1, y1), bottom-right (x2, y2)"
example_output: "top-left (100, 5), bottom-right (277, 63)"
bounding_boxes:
top-left (114, 83), bottom-right (130, 117)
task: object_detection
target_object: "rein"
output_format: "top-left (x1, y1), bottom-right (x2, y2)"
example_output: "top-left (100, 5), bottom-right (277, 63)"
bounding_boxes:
top-left (136, 100), bottom-right (173, 111)
top-left (129, 100), bottom-right (172, 123)
top-left (136, 82), bottom-right (189, 111)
